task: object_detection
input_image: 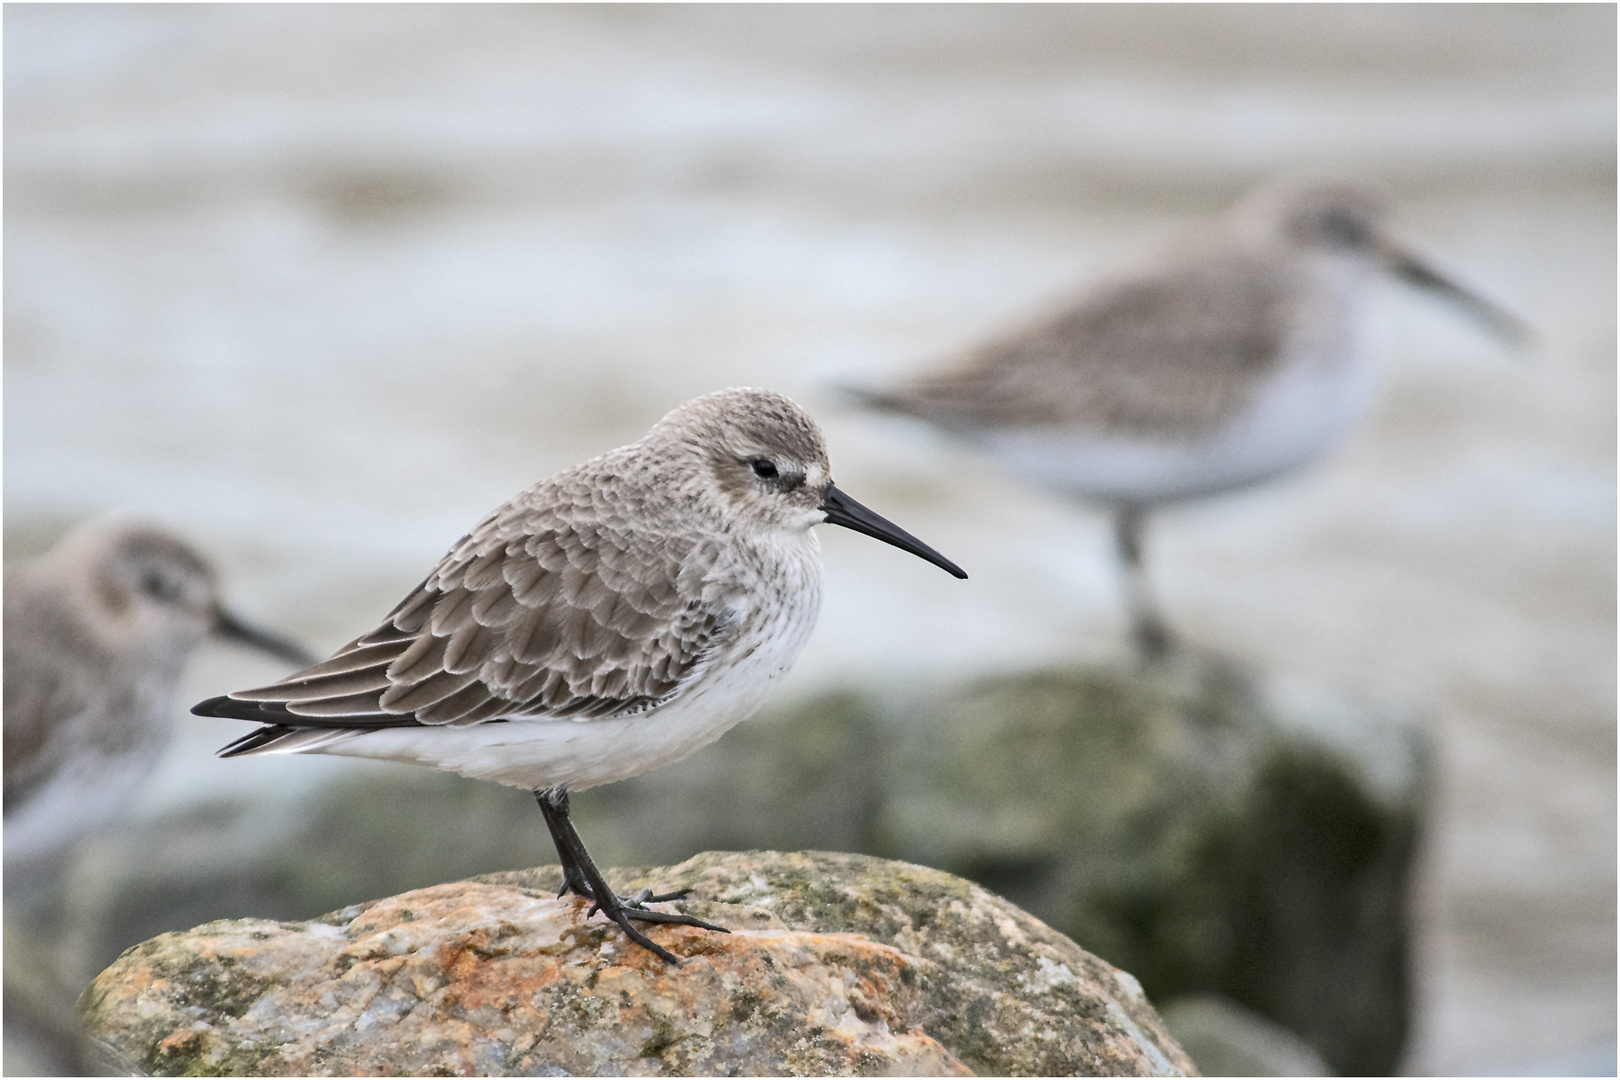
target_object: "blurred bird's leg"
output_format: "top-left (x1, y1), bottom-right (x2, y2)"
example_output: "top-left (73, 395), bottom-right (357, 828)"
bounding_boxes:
top-left (1113, 505), bottom-right (1174, 660)
top-left (532, 787), bottom-right (726, 965)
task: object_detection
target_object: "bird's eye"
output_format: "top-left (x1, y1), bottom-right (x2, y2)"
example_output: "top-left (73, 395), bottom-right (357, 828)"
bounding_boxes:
top-left (751, 459), bottom-right (779, 480)
top-left (1315, 208), bottom-right (1372, 249)
top-left (141, 570), bottom-right (179, 602)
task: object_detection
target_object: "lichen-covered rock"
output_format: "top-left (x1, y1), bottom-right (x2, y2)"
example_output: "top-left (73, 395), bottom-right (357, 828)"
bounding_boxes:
top-left (80, 851), bottom-right (1194, 1077)
top-left (487, 851), bottom-right (1193, 1077)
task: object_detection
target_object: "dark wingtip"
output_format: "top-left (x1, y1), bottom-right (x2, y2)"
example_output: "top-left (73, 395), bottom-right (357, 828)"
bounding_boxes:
top-left (191, 694), bottom-right (236, 718)
top-left (193, 695), bottom-right (310, 727)
top-left (834, 381), bottom-right (905, 414)
top-left (217, 725), bottom-right (295, 758)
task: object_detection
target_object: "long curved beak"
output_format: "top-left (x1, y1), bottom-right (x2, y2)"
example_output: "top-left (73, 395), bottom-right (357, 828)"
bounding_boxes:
top-left (1381, 242), bottom-right (1532, 348)
top-left (819, 485), bottom-right (968, 579)
top-left (212, 607), bottom-right (318, 667)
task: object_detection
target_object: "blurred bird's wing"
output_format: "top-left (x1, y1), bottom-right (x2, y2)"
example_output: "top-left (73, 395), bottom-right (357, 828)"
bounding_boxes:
top-left (2, 664), bottom-right (94, 812)
top-left (2, 575), bottom-right (104, 809)
top-left (195, 490), bottom-right (734, 754)
top-left (863, 248), bottom-right (1299, 439)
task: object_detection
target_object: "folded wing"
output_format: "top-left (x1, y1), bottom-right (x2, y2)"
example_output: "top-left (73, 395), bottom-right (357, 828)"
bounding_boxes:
top-left (196, 498), bottom-right (729, 756)
top-left (864, 249), bottom-right (1296, 439)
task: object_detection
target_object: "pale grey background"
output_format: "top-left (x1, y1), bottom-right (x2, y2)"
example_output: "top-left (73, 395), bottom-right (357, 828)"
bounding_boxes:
top-left (5, 6), bottom-right (1613, 1074)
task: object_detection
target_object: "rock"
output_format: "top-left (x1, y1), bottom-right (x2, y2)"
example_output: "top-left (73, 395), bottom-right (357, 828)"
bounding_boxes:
top-left (1157, 994), bottom-right (1330, 1076)
top-left (80, 851), bottom-right (1195, 1077)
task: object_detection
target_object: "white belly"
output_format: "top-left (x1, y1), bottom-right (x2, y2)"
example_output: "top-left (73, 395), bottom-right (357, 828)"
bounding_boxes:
top-left (5, 678), bottom-right (174, 870)
top-left (981, 351), bottom-right (1375, 506)
top-left (5, 743), bottom-right (164, 869)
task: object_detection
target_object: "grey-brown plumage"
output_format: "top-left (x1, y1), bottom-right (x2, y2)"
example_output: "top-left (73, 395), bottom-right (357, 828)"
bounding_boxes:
top-left (856, 174), bottom-right (1527, 655)
top-left (3, 519), bottom-right (312, 874)
top-left (869, 244), bottom-right (1301, 441)
top-left (195, 387), bottom-right (965, 964)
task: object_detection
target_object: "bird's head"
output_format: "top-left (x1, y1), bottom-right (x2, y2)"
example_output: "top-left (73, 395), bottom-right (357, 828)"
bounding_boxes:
top-left (651, 387), bottom-right (966, 578)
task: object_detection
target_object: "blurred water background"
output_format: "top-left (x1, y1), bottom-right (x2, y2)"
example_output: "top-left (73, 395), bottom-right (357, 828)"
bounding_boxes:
top-left (5, 5), bottom-right (1613, 1075)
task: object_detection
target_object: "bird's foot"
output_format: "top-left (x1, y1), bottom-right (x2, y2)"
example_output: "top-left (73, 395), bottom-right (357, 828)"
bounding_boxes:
top-left (558, 875), bottom-right (696, 911)
top-left (622, 886), bottom-right (696, 905)
top-left (565, 879), bottom-right (728, 964)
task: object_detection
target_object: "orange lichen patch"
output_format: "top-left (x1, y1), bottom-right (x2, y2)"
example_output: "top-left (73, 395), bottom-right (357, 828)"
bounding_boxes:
top-left (157, 1028), bottom-right (203, 1055)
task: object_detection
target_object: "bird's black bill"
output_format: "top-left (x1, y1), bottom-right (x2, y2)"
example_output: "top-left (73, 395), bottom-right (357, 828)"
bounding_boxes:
top-left (1387, 249), bottom-right (1531, 348)
top-left (820, 485), bottom-right (967, 579)
top-left (212, 608), bottom-right (318, 667)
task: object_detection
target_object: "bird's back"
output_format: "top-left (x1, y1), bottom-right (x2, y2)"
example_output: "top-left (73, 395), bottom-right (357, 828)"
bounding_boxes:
top-left (871, 241), bottom-right (1312, 441)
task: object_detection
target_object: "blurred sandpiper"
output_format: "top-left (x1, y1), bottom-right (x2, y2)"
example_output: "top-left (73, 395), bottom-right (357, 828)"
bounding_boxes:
top-left (853, 174), bottom-right (1527, 656)
top-left (4, 519), bottom-right (313, 882)
top-left (194, 387), bottom-right (966, 965)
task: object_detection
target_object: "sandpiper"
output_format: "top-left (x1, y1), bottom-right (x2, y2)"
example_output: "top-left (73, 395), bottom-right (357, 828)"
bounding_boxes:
top-left (194, 388), bottom-right (966, 964)
top-left (4, 519), bottom-right (313, 880)
top-left (853, 174), bottom-right (1527, 656)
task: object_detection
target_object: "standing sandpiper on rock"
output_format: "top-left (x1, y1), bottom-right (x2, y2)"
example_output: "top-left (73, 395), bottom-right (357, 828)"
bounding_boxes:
top-left (194, 387), bottom-right (966, 964)
top-left (4, 519), bottom-right (314, 882)
top-left (852, 174), bottom-right (1528, 658)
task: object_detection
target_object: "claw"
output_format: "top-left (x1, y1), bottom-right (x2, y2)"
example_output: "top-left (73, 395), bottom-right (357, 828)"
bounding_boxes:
top-left (643, 887), bottom-right (693, 903)
top-left (610, 914), bottom-right (684, 966)
top-left (621, 908), bottom-right (730, 934)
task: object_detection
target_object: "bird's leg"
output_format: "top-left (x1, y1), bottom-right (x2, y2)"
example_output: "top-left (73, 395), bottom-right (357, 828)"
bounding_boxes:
top-left (1113, 505), bottom-right (1174, 660)
top-left (533, 787), bottom-right (593, 900)
top-left (532, 787), bottom-right (728, 965)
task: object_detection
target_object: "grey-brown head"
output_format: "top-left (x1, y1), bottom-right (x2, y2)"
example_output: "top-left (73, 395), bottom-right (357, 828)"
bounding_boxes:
top-left (28, 519), bottom-right (313, 668)
top-left (1241, 174), bottom-right (1530, 345)
top-left (4, 519), bottom-right (312, 868)
top-left (1243, 176), bottom-right (1391, 255)
top-left (649, 387), bottom-right (966, 578)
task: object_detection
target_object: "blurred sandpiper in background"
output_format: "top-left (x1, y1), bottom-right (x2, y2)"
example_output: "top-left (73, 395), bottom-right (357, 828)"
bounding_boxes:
top-left (4, 6), bottom-right (1613, 1076)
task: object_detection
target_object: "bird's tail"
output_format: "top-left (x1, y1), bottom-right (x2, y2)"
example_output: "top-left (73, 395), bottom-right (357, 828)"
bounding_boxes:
top-left (832, 381), bottom-right (913, 415)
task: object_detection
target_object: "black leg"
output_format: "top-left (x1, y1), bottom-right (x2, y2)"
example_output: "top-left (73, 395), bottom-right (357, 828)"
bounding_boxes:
top-left (532, 787), bottom-right (728, 965)
top-left (538, 792), bottom-right (593, 902)
top-left (1113, 505), bottom-right (1174, 660)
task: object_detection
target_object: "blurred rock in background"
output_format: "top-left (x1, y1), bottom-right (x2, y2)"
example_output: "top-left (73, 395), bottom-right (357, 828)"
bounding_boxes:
top-left (1158, 994), bottom-right (1331, 1077)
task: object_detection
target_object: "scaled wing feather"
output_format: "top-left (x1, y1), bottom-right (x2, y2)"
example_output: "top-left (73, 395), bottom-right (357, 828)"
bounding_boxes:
top-left (209, 499), bottom-right (727, 740)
